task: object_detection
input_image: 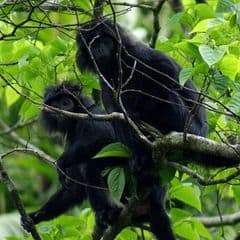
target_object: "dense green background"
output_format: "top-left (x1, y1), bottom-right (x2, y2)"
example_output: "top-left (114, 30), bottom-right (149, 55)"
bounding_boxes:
top-left (0, 0), bottom-right (240, 239)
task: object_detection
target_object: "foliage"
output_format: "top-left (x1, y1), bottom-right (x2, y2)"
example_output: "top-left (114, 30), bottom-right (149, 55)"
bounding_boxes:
top-left (0, 0), bottom-right (240, 239)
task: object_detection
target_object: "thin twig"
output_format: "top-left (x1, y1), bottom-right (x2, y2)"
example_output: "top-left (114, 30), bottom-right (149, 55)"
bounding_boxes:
top-left (0, 119), bottom-right (54, 164)
top-left (150, 0), bottom-right (166, 48)
top-left (168, 162), bottom-right (240, 186)
top-left (0, 156), bottom-right (42, 240)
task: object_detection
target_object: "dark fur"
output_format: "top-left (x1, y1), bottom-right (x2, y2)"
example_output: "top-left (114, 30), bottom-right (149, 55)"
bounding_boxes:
top-left (75, 19), bottom-right (239, 239)
top-left (76, 20), bottom-right (179, 240)
top-left (76, 20), bottom-right (207, 133)
top-left (22, 83), bottom-right (125, 231)
top-left (22, 83), bottom-right (174, 240)
top-left (76, 19), bottom-right (238, 169)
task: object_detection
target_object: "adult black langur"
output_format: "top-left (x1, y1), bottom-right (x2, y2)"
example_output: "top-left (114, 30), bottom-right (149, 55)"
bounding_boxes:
top-left (21, 82), bottom-right (126, 231)
top-left (21, 82), bottom-right (175, 240)
top-left (75, 19), bottom-right (238, 171)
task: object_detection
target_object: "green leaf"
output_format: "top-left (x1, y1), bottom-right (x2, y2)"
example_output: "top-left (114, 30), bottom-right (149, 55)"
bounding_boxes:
top-left (191, 18), bottom-right (225, 33)
top-left (0, 42), bottom-right (14, 62)
top-left (192, 219), bottom-right (211, 239)
top-left (230, 13), bottom-right (237, 28)
top-left (175, 42), bottom-right (199, 58)
top-left (199, 44), bottom-right (228, 66)
top-left (194, 4), bottom-right (214, 20)
top-left (108, 168), bottom-right (125, 201)
top-left (174, 221), bottom-right (200, 240)
top-left (168, 12), bottom-right (184, 28)
top-left (216, 0), bottom-right (234, 13)
top-left (170, 208), bottom-right (192, 222)
top-left (213, 74), bottom-right (230, 94)
top-left (236, 4), bottom-right (240, 27)
top-left (19, 101), bottom-right (39, 120)
top-left (18, 54), bottom-right (28, 68)
top-left (5, 85), bottom-right (20, 106)
top-left (192, 63), bottom-right (209, 75)
top-left (93, 142), bottom-right (131, 159)
top-left (81, 72), bottom-right (101, 94)
top-left (191, 19), bottom-right (210, 33)
top-left (228, 92), bottom-right (240, 114)
top-left (116, 229), bottom-right (138, 240)
top-left (219, 55), bottom-right (240, 81)
top-left (233, 185), bottom-right (240, 207)
top-left (52, 37), bottom-right (68, 52)
top-left (13, 40), bottom-right (39, 59)
top-left (170, 185), bottom-right (202, 211)
top-left (179, 67), bottom-right (193, 86)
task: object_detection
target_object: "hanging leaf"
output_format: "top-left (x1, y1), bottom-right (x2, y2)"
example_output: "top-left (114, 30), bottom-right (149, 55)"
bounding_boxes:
top-left (179, 67), bottom-right (193, 86)
top-left (192, 219), bottom-right (211, 239)
top-left (170, 208), bottom-right (192, 222)
top-left (213, 73), bottom-right (230, 94)
top-left (108, 168), bottom-right (125, 201)
top-left (170, 185), bottom-right (202, 212)
top-left (174, 221), bottom-right (200, 240)
top-left (228, 92), bottom-right (240, 114)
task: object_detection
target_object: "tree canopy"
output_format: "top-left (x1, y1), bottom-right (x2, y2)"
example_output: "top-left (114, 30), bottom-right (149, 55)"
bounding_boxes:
top-left (0, 0), bottom-right (240, 239)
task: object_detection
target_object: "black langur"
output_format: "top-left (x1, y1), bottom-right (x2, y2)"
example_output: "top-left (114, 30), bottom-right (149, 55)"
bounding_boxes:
top-left (75, 19), bottom-right (181, 240)
top-left (75, 19), bottom-right (207, 172)
top-left (21, 82), bottom-right (175, 240)
top-left (75, 19), bottom-right (237, 170)
top-left (21, 82), bottom-right (125, 231)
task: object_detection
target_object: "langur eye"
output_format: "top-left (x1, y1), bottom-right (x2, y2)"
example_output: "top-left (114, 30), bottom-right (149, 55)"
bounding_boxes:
top-left (60, 97), bottom-right (74, 109)
top-left (62, 98), bottom-right (71, 106)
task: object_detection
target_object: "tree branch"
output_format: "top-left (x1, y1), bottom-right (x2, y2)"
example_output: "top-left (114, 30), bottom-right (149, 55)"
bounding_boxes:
top-left (0, 117), bottom-right (38, 136)
top-left (93, 0), bottom-right (105, 18)
top-left (0, 156), bottom-right (42, 240)
top-left (150, 0), bottom-right (166, 48)
top-left (0, 1), bottom-right (91, 15)
top-left (112, 2), bottom-right (153, 11)
top-left (153, 132), bottom-right (240, 166)
top-left (168, 162), bottom-right (240, 186)
top-left (197, 211), bottom-right (240, 227)
top-left (41, 105), bottom-right (125, 122)
top-left (0, 119), bottom-right (55, 164)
